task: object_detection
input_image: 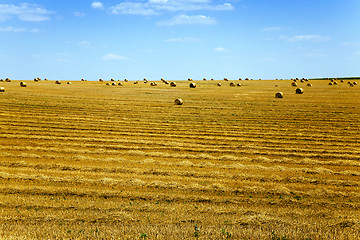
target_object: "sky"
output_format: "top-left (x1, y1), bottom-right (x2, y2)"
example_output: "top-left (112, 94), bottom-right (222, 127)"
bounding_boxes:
top-left (0, 0), bottom-right (359, 80)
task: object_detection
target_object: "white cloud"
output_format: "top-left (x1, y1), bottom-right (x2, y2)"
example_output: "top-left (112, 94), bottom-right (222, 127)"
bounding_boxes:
top-left (213, 47), bottom-right (226, 52)
top-left (157, 14), bottom-right (216, 26)
top-left (164, 37), bottom-right (201, 42)
top-left (74, 12), bottom-right (85, 17)
top-left (77, 40), bottom-right (91, 48)
top-left (102, 53), bottom-right (127, 61)
top-left (0, 26), bottom-right (39, 33)
top-left (280, 34), bottom-right (330, 42)
top-left (0, 3), bottom-right (54, 22)
top-left (305, 52), bottom-right (325, 57)
top-left (109, 2), bottom-right (158, 15)
top-left (91, 1), bottom-right (104, 10)
top-left (262, 26), bottom-right (282, 32)
top-left (108, 0), bottom-right (233, 16)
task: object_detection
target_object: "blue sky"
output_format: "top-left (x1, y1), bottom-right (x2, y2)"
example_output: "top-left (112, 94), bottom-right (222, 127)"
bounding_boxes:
top-left (0, 0), bottom-right (359, 80)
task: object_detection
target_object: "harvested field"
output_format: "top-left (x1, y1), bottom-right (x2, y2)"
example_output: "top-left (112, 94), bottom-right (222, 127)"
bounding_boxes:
top-left (0, 79), bottom-right (359, 239)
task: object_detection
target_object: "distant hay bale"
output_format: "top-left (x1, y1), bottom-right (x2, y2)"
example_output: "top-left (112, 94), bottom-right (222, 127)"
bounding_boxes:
top-left (275, 85), bottom-right (278, 87)
top-left (296, 88), bottom-right (304, 94)
top-left (292, 82), bottom-right (297, 87)
top-left (67, 82), bottom-right (72, 85)
top-left (175, 98), bottom-right (183, 105)
top-left (300, 79), bottom-right (304, 83)
top-left (0, 79), bottom-right (3, 82)
top-left (20, 82), bottom-right (27, 87)
top-left (237, 83), bottom-right (242, 87)
top-left (189, 82), bottom-right (196, 88)
top-left (164, 81), bottom-right (169, 84)
top-left (99, 79), bottom-right (103, 82)
top-left (124, 79), bottom-right (128, 82)
top-left (106, 83), bottom-right (110, 85)
top-left (112, 82), bottom-right (116, 86)
top-left (239, 78), bottom-right (242, 80)
top-left (275, 92), bottom-right (283, 98)
top-left (333, 82), bottom-right (338, 85)
top-left (224, 78), bottom-right (229, 81)
top-left (328, 82), bottom-right (333, 85)
top-left (134, 81), bottom-right (139, 84)
top-left (143, 78), bottom-right (148, 83)
top-left (81, 78), bottom-right (86, 81)
top-left (245, 78), bottom-right (249, 81)
top-left (0, 87), bottom-right (4, 92)
top-left (5, 78), bottom-right (11, 82)
top-left (349, 83), bottom-right (354, 87)
top-left (44, 78), bottom-right (48, 81)
top-left (187, 78), bottom-right (192, 81)
top-left (340, 79), bottom-right (344, 83)
top-left (353, 82), bottom-right (358, 85)
top-left (307, 83), bottom-right (312, 87)
top-left (217, 83), bottom-right (222, 86)
top-left (170, 82), bottom-right (177, 87)
top-left (211, 78), bottom-right (214, 81)
top-left (111, 78), bottom-right (115, 81)
top-left (203, 78), bottom-right (206, 81)
top-left (118, 82), bottom-right (123, 86)
top-left (150, 82), bottom-right (157, 86)
top-left (55, 80), bottom-right (61, 84)
top-left (229, 82), bottom-right (235, 87)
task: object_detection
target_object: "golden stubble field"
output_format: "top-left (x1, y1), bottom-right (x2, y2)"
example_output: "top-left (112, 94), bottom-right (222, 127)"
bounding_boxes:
top-left (0, 79), bottom-right (359, 239)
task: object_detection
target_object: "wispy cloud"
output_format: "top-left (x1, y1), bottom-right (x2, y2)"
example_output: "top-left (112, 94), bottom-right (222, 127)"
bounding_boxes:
top-left (164, 37), bottom-right (201, 42)
top-left (262, 26), bottom-right (282, 32)
top-left (280, 34), bottom-right (330, 42)
top-left (108, 0), bottom-right (233, 16)
top-left (102, 53), bottom-right (127, 61)
top-left (74, 12), bottom-right (86, 17)
top-left (213, 47), bottom-right (227, 52)
top-left (0, 3), bottom-right (54, 22)
top-left (158, 14), bottom-right (216, 26)
top-left (0, 26), bottom-right (39, 33)
top-left (91, 1), bottom-right (104, 10)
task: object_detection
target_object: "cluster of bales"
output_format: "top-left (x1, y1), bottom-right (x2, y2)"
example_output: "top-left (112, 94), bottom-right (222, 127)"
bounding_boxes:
top-left (1, 77), bottom-right (358, 104)
top-left (327, 78), bottom-right (357, 87)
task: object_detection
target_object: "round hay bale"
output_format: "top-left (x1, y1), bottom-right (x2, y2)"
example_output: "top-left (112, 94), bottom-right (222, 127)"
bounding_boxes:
top-left (217, 83), bottom-right (222, 86)
top-left (187, 78), bottom-right (192, 81)
top-left (203, 78), bottom-right (206, 81)
top-left (237, 83), bottom-right (242, 87)
top-left (245, 78), bottom-right (249, 81)
top-left (340, 79), bottom-right (344, 83)
top-left (334, 81), bottom-right (338, 85)
top-left (134, 81), bottom-right (139, 84)
top-left (124, 79), bottom-right (128, 82)
top-left (328, 82), bottom-right (333, 85)
top-left (20, 82), bottom-right (27, 87)
top-left (55, 80), bottom-right (61, 84)
top-left (275, 92), bottom-right (283, 98)
top-left (292, 82), bottom-right (297, 87)
top-left (150, 82), bottom-right (157, 86)
top-left (189, 82), bottom-right (196, 88)
top-left (0, 87), bottom-right (5, 92)
top-left (112, 82), bottom-right (116, 86)
top-left (239, 78), bottom-right (242, 80)
top-left (111, 78), bottom-right (115, 81)
top-left (307, 83), bottom-right (312, 87)
top-left (229, 82), bottom-right (235, 87)
top-left (175, 98), bottom-right (183, 105)
top-left (211, 78), bottom-right (214, 81)
top-left (224, 78), bottom-right (229, 81)
top-left (106, 83), bottom-right (110, 85)
top-left (67, 82), bottom-right (72, 85)
top-left (275, 85), bottom-right (278, 87)
top-left (99, 79), bottom-right (103, 82)
top-left (118, 82), bottom-right (123, 86)
top-left (353, 82), bottom-right (357, 85)
top-left (170, 82), bottom-right (177, 87)
top-left (296, 88), bottom-right (304, 94)
top-left (349, 83), bottom-right (354, 87)
top-left (5, 78), bottom-right (11, 82)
